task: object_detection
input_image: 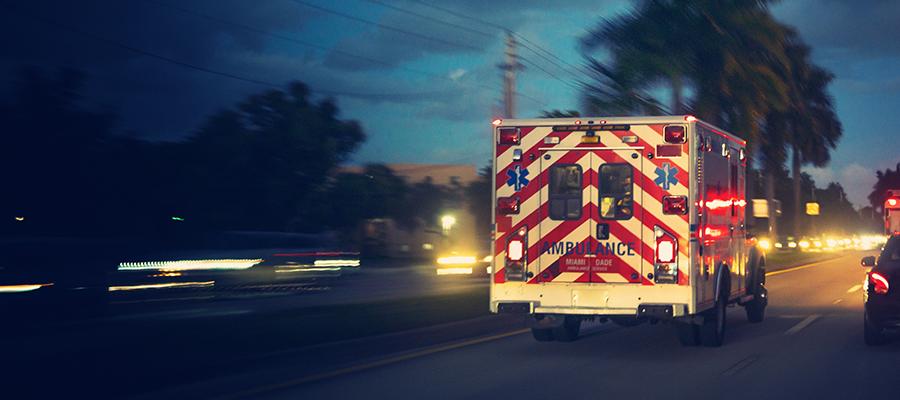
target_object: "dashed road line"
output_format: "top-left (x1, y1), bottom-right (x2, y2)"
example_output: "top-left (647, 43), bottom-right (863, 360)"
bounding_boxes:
top-left (219, 328), bottom-right (531, 399)
top-left (766, 258), bottom-right (841, 277)
top-left (785, 314), bottom-right (821, 335)
top-left (722, 355), bottom-right (760, 376)
top-left (847, 284), bottom-right (862, 293)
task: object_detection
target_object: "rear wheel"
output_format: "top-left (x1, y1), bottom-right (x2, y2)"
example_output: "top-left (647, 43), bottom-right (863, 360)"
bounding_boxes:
top-left (552, 316), bottom-right (581, 342)
top-left (675, 321), bottom-right (700, 346)
top-left (864, 312), bottom-right (887, 346)
top-left (700, 297), bottom-right (727, 347)
top-left (744, 259), bottom-right (767, 323)
top-left (531, 328), bottom-right (555, 342)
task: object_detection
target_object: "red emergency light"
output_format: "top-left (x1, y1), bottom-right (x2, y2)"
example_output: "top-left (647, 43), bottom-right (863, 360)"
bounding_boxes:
top-left (498, 127), bottom-right (520, 145)
top-left (498, 196), bottom-right (520, 215)
top-left (664, 125), bottom-right (686, 143)
top-left (662, 196), bottom-right (688, 215)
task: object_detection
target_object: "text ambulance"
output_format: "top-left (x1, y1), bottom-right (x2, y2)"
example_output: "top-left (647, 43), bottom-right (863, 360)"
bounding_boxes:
top-left (490, 116), bottom-right (767, 346)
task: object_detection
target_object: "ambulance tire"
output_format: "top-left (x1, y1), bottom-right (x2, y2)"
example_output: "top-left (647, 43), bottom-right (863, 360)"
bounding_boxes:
top-left (744, 260), bottom-right (767, 323)
top-left (745, 285), bottom-right (767, 323)
top-left (675, 322), bottom-right (700, 346)
top-left (552, 316), bottom-right (581, 342)
top-left (700, 290), bottom-right (728, 347)
top-left (532, 328), bottom-right (555, 342)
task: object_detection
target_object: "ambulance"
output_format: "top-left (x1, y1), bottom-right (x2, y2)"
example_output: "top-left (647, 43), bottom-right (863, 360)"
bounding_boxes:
top-left (489, 116), bottom-right (767, 346)
top-left (885, 189), bottom-right (900, 235)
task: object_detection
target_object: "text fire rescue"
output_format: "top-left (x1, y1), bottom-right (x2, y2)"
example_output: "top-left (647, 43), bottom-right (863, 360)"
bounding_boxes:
top-left (540, 240), bottom-right (637, 256)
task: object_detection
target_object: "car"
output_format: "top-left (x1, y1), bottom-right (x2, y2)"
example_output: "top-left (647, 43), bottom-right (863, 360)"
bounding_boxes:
top-left (862, 234), bottom-right (900, 345)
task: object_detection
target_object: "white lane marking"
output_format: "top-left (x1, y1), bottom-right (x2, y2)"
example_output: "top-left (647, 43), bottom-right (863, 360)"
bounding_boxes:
top-left (785, 314), bottom-right (821, 336)
top-left (832, 299), bottom-right (843, 305)
top-left (766, 258), bottom-right (840, 277)
top-left (847, 284), bottom-right (862, 293)
top-left (221, 328), bottom-right (531, 399)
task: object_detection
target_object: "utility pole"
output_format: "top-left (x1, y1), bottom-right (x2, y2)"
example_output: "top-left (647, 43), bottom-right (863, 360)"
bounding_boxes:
top-left (499, 31), bottom-right (523, 119)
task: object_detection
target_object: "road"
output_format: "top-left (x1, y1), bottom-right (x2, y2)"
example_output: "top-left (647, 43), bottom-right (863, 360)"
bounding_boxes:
top-left (222, 252), bottom-right (899, 400)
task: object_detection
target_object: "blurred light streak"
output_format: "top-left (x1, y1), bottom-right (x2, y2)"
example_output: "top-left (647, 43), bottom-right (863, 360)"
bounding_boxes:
top-left (108, 281), bottom-right (215, 291)
top-left (275, 267), bottom-right (341, 273)
top-left (437, 256), bottom-right (477, 265)
top-left (118, 259), bottom-right (261, 271)
top-left (436, 267), bottom-right (473, 275)
top-left (0, 283), bottom-right (52, 293)
top-left (313, 259), bottom-right (360, 267)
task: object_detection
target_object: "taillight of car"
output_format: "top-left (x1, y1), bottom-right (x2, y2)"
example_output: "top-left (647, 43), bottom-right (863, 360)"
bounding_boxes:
top-left (662, 195), bottom-right (688, 215)
top-left (664, 125), bottom-right (686, 143)
top-left (870, 271), bottom-right (889, 295)
top-left (498, 196), bottom-right (520, 215)
top-left (505, 227), bottom-right (528, 281)
top-left (654, 227), bottom-right (678, 283)
top-left (498, 127), bottom-right (520, 145)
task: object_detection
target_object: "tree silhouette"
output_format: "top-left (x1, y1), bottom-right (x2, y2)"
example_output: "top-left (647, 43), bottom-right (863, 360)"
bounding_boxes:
top-left (870, 163), bottom-right (900, 211)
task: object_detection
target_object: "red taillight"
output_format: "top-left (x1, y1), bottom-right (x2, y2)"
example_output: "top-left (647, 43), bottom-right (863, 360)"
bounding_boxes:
top-left (663, 196), bottom-right (688, 215)
top-left (498, 196), bottom-right (520, 215)
top-left (654, 227), bottom-right (678, 283)
top-left (498, 127), bottom-right (520, 145)
top-left (888, 198), bottom-right (898, 208)
top-left (870, 271), bottom-right (890, 295)
top-left (664, 125), bottom-right (686, 143)
top-left (655, 229), bottom-right (677, 264)
top-left (505, 227), bottom-right (528, 281)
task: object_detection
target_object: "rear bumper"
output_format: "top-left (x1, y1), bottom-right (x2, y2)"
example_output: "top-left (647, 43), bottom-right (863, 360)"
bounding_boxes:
top-left (491, 282), bottom-right (693, 317)
top-left (492, 301), bottom-right (688, 318)
top-left (866, 302), bottom-right (900, 328)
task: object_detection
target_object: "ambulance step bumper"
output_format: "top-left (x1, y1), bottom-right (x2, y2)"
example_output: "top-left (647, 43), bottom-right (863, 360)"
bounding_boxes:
top-left (497, 302), bottom-right (532, 314)
top-left (637, 304), bottom-right (681, 320)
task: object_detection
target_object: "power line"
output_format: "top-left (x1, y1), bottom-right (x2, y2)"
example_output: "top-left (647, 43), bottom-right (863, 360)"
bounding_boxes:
top-left (363, 0), bottom-right (494, 38)
top-left (406, 0), bottom-right (585, 77)
top-left (517, 55), bottom-right (582, 92)
top-left (290, 0), bottom-right (481, 51)
top-left (139, 0), bottom-right (546, 106)
top-left (1, 3), bottom-right (446, 101)
top-left (360, 0), bottom-right (581, 96)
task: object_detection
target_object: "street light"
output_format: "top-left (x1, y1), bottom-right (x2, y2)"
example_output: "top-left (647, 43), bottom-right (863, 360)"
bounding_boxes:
top-left (441, 215), bottom-right (456, 233)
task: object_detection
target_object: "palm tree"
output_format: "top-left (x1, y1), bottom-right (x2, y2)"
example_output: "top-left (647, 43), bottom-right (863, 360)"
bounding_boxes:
top-left (581, 0), bottom-right (794, 236)
top-left (764, 35), bottom-right (841, 235)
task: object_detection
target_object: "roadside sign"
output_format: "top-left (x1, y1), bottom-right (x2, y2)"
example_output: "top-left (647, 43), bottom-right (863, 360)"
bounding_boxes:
top-left (806, 202), bottom-right (820, 216)
top-left (752, 199), bottom-right (768, 218)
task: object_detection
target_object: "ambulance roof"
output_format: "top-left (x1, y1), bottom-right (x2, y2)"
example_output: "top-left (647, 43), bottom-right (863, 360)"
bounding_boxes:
top-left (495, 115), bottom-right (745, 146)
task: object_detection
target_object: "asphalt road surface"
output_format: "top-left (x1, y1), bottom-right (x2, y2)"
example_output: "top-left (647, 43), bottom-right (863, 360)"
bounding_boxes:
top-left (231, 251), bottom-right (898, 400)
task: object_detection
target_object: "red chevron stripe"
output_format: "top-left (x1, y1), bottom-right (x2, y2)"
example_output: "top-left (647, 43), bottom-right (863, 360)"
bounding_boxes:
top-left (495, 130), bottom-right (578, 190)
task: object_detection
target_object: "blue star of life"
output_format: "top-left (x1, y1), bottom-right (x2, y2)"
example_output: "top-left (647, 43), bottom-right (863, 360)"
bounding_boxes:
top-left (654, 162), bottom-right (679, 190)
top-left (506, 165), bottom-right (530, 191)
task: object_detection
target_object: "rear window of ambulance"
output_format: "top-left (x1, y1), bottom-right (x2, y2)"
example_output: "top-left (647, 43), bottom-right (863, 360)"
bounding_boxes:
top-left (599, 164), bottom-right (634, 220)
top-left (549, 164), bottom-right (582, 220)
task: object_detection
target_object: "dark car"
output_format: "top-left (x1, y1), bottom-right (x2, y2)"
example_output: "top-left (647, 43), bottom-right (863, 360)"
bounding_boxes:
top-left (862, 234), bottom-right (900, 345)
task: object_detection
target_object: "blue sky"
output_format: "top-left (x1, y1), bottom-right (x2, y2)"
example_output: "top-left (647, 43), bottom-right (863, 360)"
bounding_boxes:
top-left (1, 0), bottom-right (898, 208)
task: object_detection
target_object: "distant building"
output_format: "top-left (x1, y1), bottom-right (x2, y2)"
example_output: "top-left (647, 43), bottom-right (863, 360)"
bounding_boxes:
top-left (340, 163), bottom-right (481, 258)
top-left (341, 164), bottom-right (478, 186)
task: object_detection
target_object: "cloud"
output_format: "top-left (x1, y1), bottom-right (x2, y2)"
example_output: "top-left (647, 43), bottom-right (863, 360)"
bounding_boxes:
top-left (323, 0), bottom-right (617, 71)
top-left (774, 0), bottom-right (900, 59)
top-left (448, 68), bottom-right (467, 81)
top-left (804, 163), bottom-right (877, 208)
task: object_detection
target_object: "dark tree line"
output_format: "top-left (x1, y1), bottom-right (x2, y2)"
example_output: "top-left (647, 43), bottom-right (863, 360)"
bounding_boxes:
top-left (0, 67), bottom-right (465, 238)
